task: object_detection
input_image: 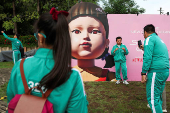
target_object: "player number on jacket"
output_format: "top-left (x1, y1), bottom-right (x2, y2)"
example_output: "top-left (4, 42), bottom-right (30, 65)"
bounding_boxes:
top-left (28, 81), bottom-right (47, 93)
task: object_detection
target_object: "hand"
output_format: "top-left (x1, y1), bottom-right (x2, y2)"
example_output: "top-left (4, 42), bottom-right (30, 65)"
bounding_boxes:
top-left (114, 48), bottom-right (119, 53)
top-left (1, 31), bottom-right (4, 33)
top-left (141, 75), bottom-right (147, 83)
top-left (139, 45), bottom-right (144, 50)
top-left (122, 48), bottom-right (126, 51)
top-left (122, 48), bottom-right (126, 52)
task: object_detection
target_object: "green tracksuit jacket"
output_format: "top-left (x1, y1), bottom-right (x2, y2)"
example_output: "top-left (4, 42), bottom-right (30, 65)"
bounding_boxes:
top-left (2, 33), bottom-right (23, 50)
top-left (142, 33), bottom-right (169, 73)
top-left (111, 44), bottom-right (129, 62)
top-left (111, 44), bottom-right (129, 80)
top-left (7, 48), bottom-right (88, 113)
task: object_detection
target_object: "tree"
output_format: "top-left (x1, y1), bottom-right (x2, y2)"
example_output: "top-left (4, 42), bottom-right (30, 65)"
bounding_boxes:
top-left (101, 0), bottom-right (145, 14)
top-left (0, 0), bottom-right (39, 34)
top-left (13, 0), bottom-right (18, 34)
top-left (0, 0), bottom-right (98, 35)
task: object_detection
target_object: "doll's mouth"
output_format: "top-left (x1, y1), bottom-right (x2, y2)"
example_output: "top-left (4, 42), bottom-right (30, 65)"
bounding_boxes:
top-left (80, 42), bottom-right (92, 47)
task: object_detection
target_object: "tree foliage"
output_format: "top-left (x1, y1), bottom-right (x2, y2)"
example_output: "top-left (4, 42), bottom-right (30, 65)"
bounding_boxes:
top-left (0, 0), bottom-right (98, 35)
top-left (101, 0), bottom-right (145, 14)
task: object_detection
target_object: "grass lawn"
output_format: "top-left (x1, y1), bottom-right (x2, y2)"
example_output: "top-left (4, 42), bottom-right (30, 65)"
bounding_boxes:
top-left (0, 63), bottom-right (170, 112)
top-left (1, 80), bottom-right (170, 112)
top-left (84, 81), bottom-right (170, 113)
top-left (0, 62), bottom-right (14, 68)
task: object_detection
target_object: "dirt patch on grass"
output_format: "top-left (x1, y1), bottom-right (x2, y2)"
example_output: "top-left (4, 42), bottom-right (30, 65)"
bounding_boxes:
top-left (0, 68), bottom-right (11, 86)
top-left (0, 68), bottom-right (11, 113)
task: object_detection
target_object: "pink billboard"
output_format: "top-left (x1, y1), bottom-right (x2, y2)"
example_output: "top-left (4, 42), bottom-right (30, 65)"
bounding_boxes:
top-left (71, 14), bottom-right (170, 81)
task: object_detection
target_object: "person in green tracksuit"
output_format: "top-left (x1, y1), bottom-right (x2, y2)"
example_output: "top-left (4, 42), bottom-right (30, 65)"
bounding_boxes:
top-left (140, 33), bottom-right (168, 113)
top-left (141, 24), bottom-right (169, 113)
top-left (7, 48), bottom-right (88, 113)
top-left (1, 31), bottom-right (23, 64)
top-left (111, 37), bottom-right (129, 85)
top-left (7, 8), bottom-right (88, 113)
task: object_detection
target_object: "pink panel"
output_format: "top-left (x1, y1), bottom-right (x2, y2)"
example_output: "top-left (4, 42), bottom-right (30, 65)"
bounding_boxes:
top-left (72, 14), bottom-right (170, 81)
top-left (107, 14), bottom-right (170, 81)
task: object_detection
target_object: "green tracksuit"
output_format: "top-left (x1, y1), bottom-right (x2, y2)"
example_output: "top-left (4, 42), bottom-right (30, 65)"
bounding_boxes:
top-left (142, 33), bottom-right (169, 113)
top-left (111, 44), bottom-right (129, 80)
top-left (2, 33), bottom-right (23, 64)
top-left (7, 48), bottom-right (88, 113)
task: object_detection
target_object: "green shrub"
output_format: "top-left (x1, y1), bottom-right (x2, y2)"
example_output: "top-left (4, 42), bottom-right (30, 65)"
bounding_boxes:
top-left (0, 35), bottom-right (38, 47)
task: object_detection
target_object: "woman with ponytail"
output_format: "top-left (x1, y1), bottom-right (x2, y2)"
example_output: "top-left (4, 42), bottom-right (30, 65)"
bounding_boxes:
top-left (7, 7), bottom-right (88, 113)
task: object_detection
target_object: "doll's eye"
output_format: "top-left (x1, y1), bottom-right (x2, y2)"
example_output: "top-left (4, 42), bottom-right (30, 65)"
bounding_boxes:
top-left (91, 30), bottom-right (101, 34)
top-left (72, 29), bottom-right (81, 34)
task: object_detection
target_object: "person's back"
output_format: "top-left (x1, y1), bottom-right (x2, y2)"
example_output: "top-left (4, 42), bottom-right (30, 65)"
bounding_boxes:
top-left (143, 33), bottom-right (169, 72)
top-left (141, 24), bottom-right (169, 113)
top-left (12, 38), bottom-right (23, 50)
top-left (1, 32), bottom-right (23, 51)
top-left (7, 7), bottom-right (88, 113)
top-left (1, 32), bottom-right (23, 63)
top-left (7, 49), bottom-right (88, 113)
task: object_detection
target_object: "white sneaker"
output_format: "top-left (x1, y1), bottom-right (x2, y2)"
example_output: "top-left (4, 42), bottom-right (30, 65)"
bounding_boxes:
top-left (123, 80), bottom-right (129, 85)
top-left (147, 104), bottom-right (150, 108)
top-left (162, 109), bottom-right (167, 112)
top-left (115, 80), bottom-right (120, 84)
top-left (147, 104), bottom-right (167, 112)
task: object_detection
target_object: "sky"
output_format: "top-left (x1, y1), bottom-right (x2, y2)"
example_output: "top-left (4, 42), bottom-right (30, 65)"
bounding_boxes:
top-left (135, 0), bottom-right (170, 14)
top-left (98, 0), bottom-right (170, 14)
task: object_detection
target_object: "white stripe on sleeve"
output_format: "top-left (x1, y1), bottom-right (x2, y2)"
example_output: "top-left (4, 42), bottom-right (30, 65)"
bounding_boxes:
top-left (145, 37), bottom-right (151, 46)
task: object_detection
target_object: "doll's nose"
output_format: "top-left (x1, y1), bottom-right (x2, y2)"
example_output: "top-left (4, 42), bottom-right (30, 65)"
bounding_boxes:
top-left (83, 37), bottom-right (90, 41)
top-left (83, 31), bottom-right (90, 41)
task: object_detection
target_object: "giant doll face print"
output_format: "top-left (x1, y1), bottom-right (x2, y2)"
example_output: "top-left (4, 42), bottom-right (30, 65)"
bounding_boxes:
top-left (69, 16), bottom-right (108, 59)
top-left (67, 2), bottom-right (116, 82)
top-left (67, 2), bottom-right (109, 60)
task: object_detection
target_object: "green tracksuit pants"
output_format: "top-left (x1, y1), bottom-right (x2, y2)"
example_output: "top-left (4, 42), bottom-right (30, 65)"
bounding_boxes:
top-left (115, 61), bottom-right (128, 80)
top-left (12, 50), bottom-right (21, 64)
top-left (146, 72), bottom-right (169, 113)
